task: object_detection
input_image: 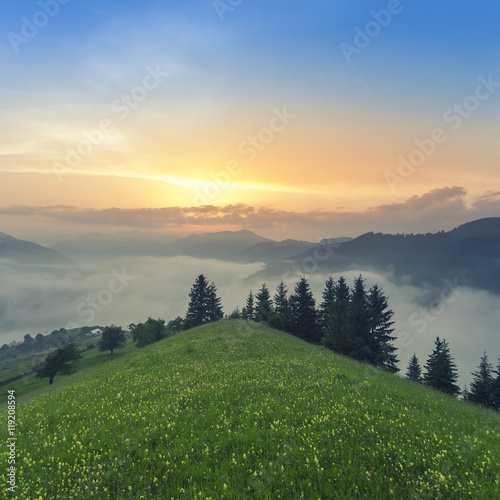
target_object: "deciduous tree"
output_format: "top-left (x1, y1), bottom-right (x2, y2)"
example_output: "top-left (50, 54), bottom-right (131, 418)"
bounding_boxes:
top-left (34, 343), bottom-right (82, 385)
top-left (98, 325), bottom-right (126, 356)
top-left (132, 318), bottom-right (167, 347)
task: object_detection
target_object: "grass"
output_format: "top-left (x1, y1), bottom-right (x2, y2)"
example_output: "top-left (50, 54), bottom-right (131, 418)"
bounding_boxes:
top-left (0, 336), bottom-right (134, 408)
top-left (1, 320), bottom-right (499, 499)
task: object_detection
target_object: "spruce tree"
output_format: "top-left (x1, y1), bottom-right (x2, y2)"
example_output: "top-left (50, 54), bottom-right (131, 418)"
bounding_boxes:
top-left (469, 352), bottom-right (495, 409)
top-left (185, 274), bottom-right (210, 328)
top-left (367, 284), bottom-right (399, 372)
top-left (244, 290), bottom-right (254, 321)
top-left (229, 306), bottom-right (242, 319)
top-left (461, 385), bottom-right (470, 402)
top-left (273, 281), bottom-right (290, 329)
top-left (405, 353), bottom-right (422, 382)
top-left (288, 277), bottom-right (320, 343)
top-left (185, 275), bottom-right (222, 328)
top-left (319, 276), bottom-right (336, 333)
top-left (492, 359), bottom-right (500, 411)
top-left (273, 281), bottom-right (288, 315)
top-left (254, 283), bottom-right (273, 322)
top-left (423, 337), bottom-right (460, 396)
top-left (323, 276), bottom-right (350, 354)
top-left (207, 282), bottom-right (224, 323)
top-left (345, 276), bottom-right (371, 362)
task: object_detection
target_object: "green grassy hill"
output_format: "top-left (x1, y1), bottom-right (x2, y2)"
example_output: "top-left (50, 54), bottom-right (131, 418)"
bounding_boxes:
top-left (2, 320), bottom-right (500, 499)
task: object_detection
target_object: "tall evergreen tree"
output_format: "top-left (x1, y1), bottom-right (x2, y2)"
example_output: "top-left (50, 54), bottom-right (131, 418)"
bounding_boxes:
top-left (273, 281), bottom-right (288, 315)
top-left (492, 359), bottom-right (500, 411)
top-left (345, 276), bottom-right (371, 362)
top-left (288, 277), bottom-right (320, 343)
top-left (185, 275), bottom-right (223, 328)
top-left (423, 337), bottom-right (460, 396)
top-left (254, 283), bottom-right (273, 322)
top-left (273, 281), bottom-right (290, 327)
top-left (461, 385), bottom-right (471, 402)
top-left (229, 306), bottom-right (242, 319)
top-left (319, 276), bottom-right (336, 333)
top-left (206, 282), bottom-right (224, 323)
top-left (244, 290), bottom-right (254, 321)
top-left (185, 274), bottom-right (210, 328)
top-left (405, 353), bottom-right (422, 382)
top-left (469, 352), bottom-right (495, 409)
top-left (323, 276), bottom-right (350, 353)
top-left (367, 284), bottom-right (399, 372)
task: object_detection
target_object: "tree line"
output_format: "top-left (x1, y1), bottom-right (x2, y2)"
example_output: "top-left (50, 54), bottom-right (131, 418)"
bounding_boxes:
top-left (185, 274), bottom-right (399, 373)
top-left (406, 343), bottom-right (500, 410)
top-left (32, 272), bottom-right (500, 413)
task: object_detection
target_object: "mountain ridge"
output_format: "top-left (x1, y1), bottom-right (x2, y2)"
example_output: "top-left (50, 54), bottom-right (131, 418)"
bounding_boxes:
top-left (0, 232), bottom-right (75, 265)
top-left (269, 217), bottom-right (500, 293)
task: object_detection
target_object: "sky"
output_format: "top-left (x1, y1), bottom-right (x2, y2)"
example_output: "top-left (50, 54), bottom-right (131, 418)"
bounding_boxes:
top-left (0, 0), bottom-right (499, 240)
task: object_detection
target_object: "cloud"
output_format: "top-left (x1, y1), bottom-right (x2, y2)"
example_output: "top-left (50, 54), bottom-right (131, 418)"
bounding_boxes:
top-left (372, 186), bottom-right (467, 214)
top-left (0, 186), bottom-right (498, 239)
top-left (0, 256), bottom-right (262, 345)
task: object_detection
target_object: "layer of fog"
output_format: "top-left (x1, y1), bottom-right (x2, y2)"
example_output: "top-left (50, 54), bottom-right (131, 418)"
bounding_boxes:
top-left (1, 256), bottom-right (499, 389)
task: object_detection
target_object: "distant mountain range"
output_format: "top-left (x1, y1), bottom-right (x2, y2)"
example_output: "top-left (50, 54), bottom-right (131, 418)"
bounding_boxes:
top-left (0, 233), bottom-right (74, 265)
top-left (3, 217), bottom-right (500, 294)
top-left (45, 229), bottom-right (350, 264)
top-left (166, 230), bottom-right (270, 260)
top-left (164, 231), bottom-right (352, 263)
top-left (262, 217), bottom-right (500, 294)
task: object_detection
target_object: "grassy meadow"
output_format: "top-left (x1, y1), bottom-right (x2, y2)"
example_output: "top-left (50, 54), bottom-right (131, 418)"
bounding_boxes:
top-left (1, 320), bottom-right (500, 499)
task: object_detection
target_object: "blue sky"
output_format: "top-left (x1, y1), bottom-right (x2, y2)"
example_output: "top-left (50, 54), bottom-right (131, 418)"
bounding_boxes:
top-left (0, 0), bottom-right (499, 238)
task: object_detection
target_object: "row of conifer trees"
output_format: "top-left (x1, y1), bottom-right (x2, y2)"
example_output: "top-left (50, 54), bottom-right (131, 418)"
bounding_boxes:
top-left (406, 343), bottom-right (500, 410)
top-left (185, 274), bottom-right (500, 411)
top-left (186, 274), bottom-right (399, 373)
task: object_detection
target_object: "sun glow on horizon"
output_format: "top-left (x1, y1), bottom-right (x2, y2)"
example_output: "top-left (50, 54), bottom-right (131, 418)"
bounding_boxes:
top-left (0, 166), bottom-right (324, 197)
